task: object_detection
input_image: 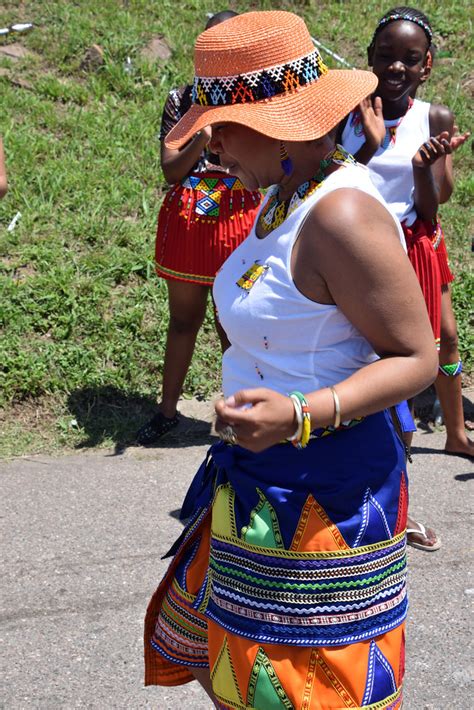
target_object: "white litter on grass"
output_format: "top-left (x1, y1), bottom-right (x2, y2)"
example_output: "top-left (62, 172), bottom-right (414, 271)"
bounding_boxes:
top-left (7, 211), bottom-right (22, 232)
top-left (0, 23), bottom-right (34, 36)
top-left (10, 23), bottom-right (34, 33)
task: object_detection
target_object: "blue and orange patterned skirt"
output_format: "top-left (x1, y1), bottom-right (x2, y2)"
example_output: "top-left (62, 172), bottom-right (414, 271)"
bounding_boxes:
top-left (145, 410), bottom-right (408, 709)
top-left (155, 171), bottom-right (261, 286)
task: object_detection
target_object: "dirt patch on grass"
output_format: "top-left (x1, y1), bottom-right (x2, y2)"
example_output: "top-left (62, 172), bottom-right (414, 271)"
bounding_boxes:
top-left (0, 256), bottom-right (37, 281)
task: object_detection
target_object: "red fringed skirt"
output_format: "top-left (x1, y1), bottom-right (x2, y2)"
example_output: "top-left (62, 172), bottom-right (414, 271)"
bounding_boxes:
top-left (403, 218), bottom-right (445, 349)
top-left (434, 224), bottom-right (455, 287)
top-left (155, 172), bottom-right (262, 286)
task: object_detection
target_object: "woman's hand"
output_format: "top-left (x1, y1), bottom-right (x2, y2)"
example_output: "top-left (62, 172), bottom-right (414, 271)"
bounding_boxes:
top-left (215, 388), bottom-right (296, 453)
top-left (358, 96), bottom-right (385, 151)
top-left (412, 129), bottom-right (470, 168)
top-left (199, 125), bottom-right (212, 144)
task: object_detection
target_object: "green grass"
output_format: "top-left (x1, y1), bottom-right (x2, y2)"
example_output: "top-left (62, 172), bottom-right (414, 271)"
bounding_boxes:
top-left (0, 0), bottom-right (472, 457)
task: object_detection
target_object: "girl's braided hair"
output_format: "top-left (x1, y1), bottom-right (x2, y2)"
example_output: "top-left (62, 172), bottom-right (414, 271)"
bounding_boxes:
top-left (368, 6), bottom-right (434, 56)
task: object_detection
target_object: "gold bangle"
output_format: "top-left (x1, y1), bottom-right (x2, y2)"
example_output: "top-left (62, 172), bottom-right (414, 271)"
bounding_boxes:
top-left (330, 386), bottom-right (341, 429)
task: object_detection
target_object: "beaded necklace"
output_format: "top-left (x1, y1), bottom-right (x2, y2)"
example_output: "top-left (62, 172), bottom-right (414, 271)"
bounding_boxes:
top-left (350, 97), bottom-right (414, 149)
top-left (258, 145), bottom-right (357, 235)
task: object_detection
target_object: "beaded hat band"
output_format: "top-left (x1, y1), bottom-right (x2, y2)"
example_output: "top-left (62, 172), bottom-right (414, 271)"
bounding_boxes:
top-left (165, 11), bottom-right (377, 149)
top-left (192, 48), bottom-right (328, 107)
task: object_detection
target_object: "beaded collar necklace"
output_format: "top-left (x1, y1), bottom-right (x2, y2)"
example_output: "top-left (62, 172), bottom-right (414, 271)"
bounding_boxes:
top-left (350, 96), bottom-right (414, 148)
top-left (258, 145), bottom-right (357, 235)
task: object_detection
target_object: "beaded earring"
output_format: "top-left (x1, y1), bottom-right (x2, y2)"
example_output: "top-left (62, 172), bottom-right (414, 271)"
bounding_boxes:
top-left (279, 141), bottom-right (293, 176)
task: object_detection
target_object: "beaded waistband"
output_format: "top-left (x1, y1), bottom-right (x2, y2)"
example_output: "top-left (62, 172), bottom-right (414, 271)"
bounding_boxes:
top-left (181, 174), bottom-right (246, 191)
top-left (310, 416), bottom-right (364, 440)
top-left (205, 531), bottom-right (407, 646)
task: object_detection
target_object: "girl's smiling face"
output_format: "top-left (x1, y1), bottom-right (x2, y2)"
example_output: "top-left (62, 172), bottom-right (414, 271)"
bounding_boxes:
top-left (369, 21), bottom-right (430, 105)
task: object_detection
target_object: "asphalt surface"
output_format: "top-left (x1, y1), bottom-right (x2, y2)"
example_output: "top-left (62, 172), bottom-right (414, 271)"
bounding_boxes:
top-left (1, 400), bottom-right (473, 709)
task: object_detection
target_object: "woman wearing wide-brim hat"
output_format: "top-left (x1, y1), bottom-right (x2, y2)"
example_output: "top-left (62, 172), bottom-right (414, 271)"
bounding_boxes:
top-left (144, 11), bottom-right (437, 708)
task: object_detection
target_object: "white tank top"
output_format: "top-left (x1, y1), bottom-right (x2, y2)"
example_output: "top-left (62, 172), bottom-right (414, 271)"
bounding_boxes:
top-left (213, 164), bottom-right (405, 398)
top-left (341, 98), bottom-right (430, 226)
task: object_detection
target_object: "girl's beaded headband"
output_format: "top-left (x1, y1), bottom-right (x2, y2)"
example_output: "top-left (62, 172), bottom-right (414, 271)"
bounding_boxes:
top-left (374, 13), bottom-right (433, 44)
top-left (192, 48), bottom-right (328, 107)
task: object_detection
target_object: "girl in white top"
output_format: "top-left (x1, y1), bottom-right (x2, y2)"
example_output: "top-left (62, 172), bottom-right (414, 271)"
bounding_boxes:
top-left (340, 6), bottom-right (472, 549)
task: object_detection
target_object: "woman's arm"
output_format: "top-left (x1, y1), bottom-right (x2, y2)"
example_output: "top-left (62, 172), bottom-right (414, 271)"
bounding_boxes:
top-left (216, 189), bottom-right (438, 451)
top-left (161, 126), bottom-right (211, 184)
top-left (158, 87), bottom-right (212, 184)
top-left (0, 137), bottom-right (7, 198)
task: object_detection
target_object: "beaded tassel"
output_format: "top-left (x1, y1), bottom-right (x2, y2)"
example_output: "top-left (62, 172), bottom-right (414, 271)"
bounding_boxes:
top-left (279, 141), bottom-right (293, 176)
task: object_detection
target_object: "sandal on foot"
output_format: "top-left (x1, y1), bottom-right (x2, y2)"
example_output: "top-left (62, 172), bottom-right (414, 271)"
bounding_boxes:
top-left (136, 411), bottom-right (180, 446)
top-left (406, 521), bottom-right (441, 552)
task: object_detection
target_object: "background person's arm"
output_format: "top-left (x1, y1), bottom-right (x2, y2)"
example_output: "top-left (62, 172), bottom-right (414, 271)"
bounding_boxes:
top-left (160, 126), bottom-right (211, 184)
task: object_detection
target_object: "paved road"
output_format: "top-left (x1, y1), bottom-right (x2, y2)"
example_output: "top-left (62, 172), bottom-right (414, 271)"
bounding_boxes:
top-left (1, 402), bottom-right (472, 709)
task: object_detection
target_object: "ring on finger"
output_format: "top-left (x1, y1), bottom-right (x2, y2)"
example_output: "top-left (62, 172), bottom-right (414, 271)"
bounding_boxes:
top-left (219, 425), bottom-right (238, 445)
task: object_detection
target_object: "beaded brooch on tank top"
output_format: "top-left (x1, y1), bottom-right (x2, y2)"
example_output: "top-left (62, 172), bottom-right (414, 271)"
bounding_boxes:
top-left (258, 145), bottom-right (357, 235)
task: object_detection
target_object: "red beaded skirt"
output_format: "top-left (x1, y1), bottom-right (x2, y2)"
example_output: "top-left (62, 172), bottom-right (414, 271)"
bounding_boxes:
top-left (155, 172), bottom-right (262, 286)
top-left (403, 218), bottom-right (444, 349)
top-left (434, 223), bottom-right (454, 287)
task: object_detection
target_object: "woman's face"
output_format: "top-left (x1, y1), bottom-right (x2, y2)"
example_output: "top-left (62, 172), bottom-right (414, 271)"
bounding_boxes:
top-left (209, 123), bottom-right (279, 190)
top-left (369, 21), bottom-right (430, 104)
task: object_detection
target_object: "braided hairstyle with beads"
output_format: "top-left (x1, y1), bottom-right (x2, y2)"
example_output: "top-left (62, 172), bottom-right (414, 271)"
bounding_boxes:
top-left (368, 6), bottom-right (434, 60)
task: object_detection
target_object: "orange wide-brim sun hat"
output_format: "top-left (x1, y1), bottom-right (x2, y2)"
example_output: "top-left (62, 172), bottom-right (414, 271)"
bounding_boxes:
top-left (165, 10), bottom-right (378, 150)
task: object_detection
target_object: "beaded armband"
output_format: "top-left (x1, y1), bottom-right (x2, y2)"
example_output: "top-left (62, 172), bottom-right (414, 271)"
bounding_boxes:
top-left (289, 391), bottom-right (311, 449)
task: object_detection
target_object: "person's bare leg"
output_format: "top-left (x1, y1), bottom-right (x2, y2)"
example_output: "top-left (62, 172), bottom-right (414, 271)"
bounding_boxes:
top-left (435, 286), bottom-right (473, 457)
top-left (189, 667), bottom-right (220, 707)
top-left (159, 280), bottom-right (209, 418)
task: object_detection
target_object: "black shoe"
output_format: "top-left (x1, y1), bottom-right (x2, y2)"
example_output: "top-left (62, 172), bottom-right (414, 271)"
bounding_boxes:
top-left (136, 411), bottom-right (180, 446)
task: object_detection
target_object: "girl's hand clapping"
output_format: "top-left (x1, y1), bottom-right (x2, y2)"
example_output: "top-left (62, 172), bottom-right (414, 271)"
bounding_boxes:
top-left (358, 96), bottom-right (386, 151)
top-left (412, 129), bottom-right (470, 168)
